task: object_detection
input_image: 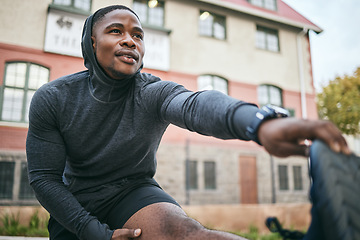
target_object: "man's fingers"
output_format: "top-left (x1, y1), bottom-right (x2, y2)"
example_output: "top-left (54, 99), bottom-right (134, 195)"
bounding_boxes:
top-left (310, 120), bottom-right (351, 155)
top-left (111, 228), bottom-right (141, 239)
top-left (258, 118), bottom-right (351, 157)
top-left (264, 141), bottom-right (308, 158)
top-left (124, 228), bottom-right (141, 237)
top-left (134, 229), bottom-right (141, 237)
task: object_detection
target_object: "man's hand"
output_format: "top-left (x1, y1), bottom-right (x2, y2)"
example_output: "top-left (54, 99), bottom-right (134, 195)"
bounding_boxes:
top-left (257, 118), bottom-right (351, 157)
top-left (111, 228), bottom-right (141, 240)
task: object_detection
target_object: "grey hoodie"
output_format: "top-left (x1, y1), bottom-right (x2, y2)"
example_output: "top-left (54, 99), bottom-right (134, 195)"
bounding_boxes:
top-left (26, 6), bottom-right (259, 240)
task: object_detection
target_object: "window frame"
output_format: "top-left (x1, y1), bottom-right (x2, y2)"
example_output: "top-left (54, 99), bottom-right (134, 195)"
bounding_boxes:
top-left (133, 0), bottom-right (165, 28)
top-left (204, 161), bottom-right (216, 190)
top-left (248, 0), bottom-right (277, 11)
top-left (51, 0), bottom-right (92, 15)
top-left (278, 165), bottom-right (289, 190)
top-left (198, 75), bottom-right (228, 95)
top-left (0, 161), bottom-right (15, 200)
top-left (257, 84), bottom-right (283, 107)
top-left (0, 61), bottom-right (50, 123)
top-left (256, 25), bottom-right (280, 52)
top-left (0, 159), bottom-right (38, 205)
top-left (199, 10), bottom-right (227, 40)
top-left (293, 166), bottom-right (303, 191)
top-left (186, 160), bottom-right (198, 190)
top-left (19, 162), bottom-right (37, 200)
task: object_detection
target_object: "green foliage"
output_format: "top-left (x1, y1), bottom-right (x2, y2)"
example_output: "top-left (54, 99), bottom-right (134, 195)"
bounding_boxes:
top-left (317, 67), bottom-right (360, 135)
top-left (0, 212), bottom-right (27, 236)
top-left (232, 225), bottom-right (282, 240)
top-left (0, 211), bottom-right (49, 237)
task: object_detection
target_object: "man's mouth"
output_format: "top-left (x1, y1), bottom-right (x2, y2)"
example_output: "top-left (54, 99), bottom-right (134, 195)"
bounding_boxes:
top-left (115, 50), bottom-right (139, 64)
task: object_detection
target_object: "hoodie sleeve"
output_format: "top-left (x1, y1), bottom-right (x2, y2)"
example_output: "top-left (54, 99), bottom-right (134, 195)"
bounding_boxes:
top-left (26, 85), bottom-right (114, 240)
top-left (140, 76), bottom-right (259, 140)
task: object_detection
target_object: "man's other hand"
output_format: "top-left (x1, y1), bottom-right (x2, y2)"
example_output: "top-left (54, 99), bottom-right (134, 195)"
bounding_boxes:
top-left (258, 118), bottom-right (351, 157)
top-left (111, 228), bottom-right (141, 239)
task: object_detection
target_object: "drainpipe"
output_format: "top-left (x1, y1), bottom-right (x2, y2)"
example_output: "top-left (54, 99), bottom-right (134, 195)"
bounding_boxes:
top-left (297, 28), bottom-right (308, 119)
top-left (297, 29), bottom-right (313, 189)
top-left (185, 138), bottom-right (190, 205)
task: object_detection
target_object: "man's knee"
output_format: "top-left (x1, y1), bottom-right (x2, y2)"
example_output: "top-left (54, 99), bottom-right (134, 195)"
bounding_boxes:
top-left (160, 213), bottom-right (206, 238)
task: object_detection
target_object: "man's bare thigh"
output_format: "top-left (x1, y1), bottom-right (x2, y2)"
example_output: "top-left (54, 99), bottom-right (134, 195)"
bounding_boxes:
top-left (122, 202), bottom-right (245, 240)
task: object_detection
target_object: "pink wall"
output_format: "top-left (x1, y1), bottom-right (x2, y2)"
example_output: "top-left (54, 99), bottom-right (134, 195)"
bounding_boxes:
top-left (0, 42), bottom-right (318, 151)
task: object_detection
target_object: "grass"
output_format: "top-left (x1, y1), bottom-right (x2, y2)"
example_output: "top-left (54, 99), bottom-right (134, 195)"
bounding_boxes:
top-left (0, 211), bottom-right (49, 237)
top-left (232, 225), bottom-right (283, 240)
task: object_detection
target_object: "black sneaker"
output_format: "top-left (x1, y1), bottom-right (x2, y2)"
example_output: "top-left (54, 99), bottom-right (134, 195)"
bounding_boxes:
top-left (306, 140), bottom-right (360, 240)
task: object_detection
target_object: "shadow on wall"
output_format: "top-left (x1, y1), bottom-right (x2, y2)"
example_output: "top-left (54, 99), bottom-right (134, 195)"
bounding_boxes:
top-left (183, 203), bottom-right (311, 234)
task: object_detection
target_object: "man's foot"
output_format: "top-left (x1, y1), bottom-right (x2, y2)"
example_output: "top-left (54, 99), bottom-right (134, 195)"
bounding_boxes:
top-left (306, 140), bottom-right (360, 240)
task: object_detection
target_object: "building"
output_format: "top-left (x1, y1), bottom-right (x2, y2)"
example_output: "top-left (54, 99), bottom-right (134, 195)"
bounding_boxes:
top-left (0, 0), bottom-right (321, 206)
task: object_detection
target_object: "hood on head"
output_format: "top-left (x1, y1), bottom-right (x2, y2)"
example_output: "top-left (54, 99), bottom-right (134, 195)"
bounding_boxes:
top-left (81, 7), bottom-right (143, 86)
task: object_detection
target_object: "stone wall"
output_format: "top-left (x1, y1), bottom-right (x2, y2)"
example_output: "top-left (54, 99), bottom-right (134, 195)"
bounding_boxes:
top-left (183, 203), bottom-right (311, 234)
top-left (0, 204), bottom-right (311, 234)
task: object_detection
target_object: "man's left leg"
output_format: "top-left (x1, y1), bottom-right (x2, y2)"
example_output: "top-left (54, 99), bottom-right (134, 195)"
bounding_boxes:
top-left (122, 202), bottom-right (246, 240)
top-left (105, 181), bottom-right (246, 240)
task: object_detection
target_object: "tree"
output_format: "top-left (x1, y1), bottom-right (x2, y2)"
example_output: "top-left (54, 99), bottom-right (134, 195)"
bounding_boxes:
top-left (317, 67), bottom-right (360, 135)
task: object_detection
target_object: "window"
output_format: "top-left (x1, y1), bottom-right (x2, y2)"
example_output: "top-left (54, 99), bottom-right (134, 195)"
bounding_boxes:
top-left (199, 11), bottom-right (226, 40)
top-left (204, 161), bottom-right (216, 190)
top-left (0, 159), bottom-right (37, 203)
top-left (0, 62), bottom-right (49, 123)
top-left (186, 160), bottom-right (198, 190)
top-left (53, 0), bottom-right (91, 12)
top-left (258, 84), bottom-right (283, 107)
top-left (278, 165), bottom-right (288, 190)
top-left (133, 0), bottom-right (165, 27)
top-left (0, 162), bottom-right (15, 199)
top-left (256, 26), bottom-right (279, 52)
top-left (248, 0), bottom-right (277, 11)
top-left (198, 75), bottom-right (228, 95)
top-left (19, 162), bottom-right (36, 200)
top-left (293, 166), bottom-right (303, 190)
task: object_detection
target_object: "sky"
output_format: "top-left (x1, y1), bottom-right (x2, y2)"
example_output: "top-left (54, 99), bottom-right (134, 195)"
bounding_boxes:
top-left (282, 0), bottom-right (360, 92)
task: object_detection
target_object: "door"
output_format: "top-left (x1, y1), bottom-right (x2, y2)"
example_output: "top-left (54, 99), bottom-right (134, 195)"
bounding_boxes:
top-left (239, 156), bottom-right (258, 203)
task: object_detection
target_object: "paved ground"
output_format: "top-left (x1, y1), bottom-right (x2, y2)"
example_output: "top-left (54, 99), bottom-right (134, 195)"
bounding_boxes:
top-left (0, 237), bottom-right (48, 240)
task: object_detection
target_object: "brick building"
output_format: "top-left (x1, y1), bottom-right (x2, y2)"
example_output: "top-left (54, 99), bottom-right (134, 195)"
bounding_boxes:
top-left (0, 0), bottom-right (321, 206)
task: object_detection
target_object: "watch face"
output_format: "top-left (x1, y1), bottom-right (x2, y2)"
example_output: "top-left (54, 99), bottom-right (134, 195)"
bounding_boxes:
top-left (266, 105), bottom-right (289, 118)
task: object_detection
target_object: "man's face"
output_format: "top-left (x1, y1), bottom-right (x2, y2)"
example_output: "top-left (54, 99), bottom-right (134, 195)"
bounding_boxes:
top-left (91, 10), bottom-right (145, 79)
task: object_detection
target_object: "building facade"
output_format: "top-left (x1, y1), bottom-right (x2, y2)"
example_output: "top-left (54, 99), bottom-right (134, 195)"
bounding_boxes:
top-left (0, 0), bottom-right (321, 206)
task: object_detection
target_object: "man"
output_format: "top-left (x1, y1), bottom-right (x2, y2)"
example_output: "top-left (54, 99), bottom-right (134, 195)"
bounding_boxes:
top-left (26, 5), bottom-right (351, 240)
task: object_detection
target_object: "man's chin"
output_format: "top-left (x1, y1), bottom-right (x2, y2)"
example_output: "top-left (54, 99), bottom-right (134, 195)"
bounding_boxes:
top-left (107, 68), bottom-right (138, 80)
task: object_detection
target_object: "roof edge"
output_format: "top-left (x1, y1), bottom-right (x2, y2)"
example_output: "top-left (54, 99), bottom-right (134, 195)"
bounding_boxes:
top-left (197, 0), bottom-right (323, 33)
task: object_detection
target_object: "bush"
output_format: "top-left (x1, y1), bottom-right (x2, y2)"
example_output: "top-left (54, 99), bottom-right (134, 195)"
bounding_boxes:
top-left (0, 211), bottom-right (49, 237)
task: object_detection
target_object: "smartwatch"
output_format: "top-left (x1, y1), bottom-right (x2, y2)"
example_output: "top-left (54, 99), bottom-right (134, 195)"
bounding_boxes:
top-left (246, 104), bottom-right (289, 145)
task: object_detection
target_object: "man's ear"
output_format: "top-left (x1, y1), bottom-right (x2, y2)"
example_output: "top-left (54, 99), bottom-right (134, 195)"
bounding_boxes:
top-left (91, 36), bottom-right (96, 53)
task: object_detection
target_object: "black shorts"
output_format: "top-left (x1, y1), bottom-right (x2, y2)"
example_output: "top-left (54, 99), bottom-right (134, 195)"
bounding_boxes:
top-left (48, 178), bottom-right (180, 240)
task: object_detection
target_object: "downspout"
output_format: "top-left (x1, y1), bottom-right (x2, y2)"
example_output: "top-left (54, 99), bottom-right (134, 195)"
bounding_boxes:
top-left (297, 28), bottom-right (312, 187)
top-left (297, 28), bottom-right (308, 119)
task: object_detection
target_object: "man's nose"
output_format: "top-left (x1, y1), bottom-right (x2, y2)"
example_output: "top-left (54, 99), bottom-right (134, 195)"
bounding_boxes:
top-left (120, 33), bottom-right (135, 48)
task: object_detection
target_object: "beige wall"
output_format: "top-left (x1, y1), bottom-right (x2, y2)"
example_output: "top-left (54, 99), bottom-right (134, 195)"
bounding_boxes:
top-left (0, 0), bottom-right (315, 94)
top-left (165, 1), bottom-right (315, 94)
top-left (91, 0), bottom-right (132, 11)
top-left (0, 0), bottom-right (51, 50)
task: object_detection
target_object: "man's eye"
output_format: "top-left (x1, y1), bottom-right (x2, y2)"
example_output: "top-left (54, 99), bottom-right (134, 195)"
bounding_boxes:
top-left (110, 29), bottom-right (121, 34)
top-left (134, 34), bottom-right (144, 40)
